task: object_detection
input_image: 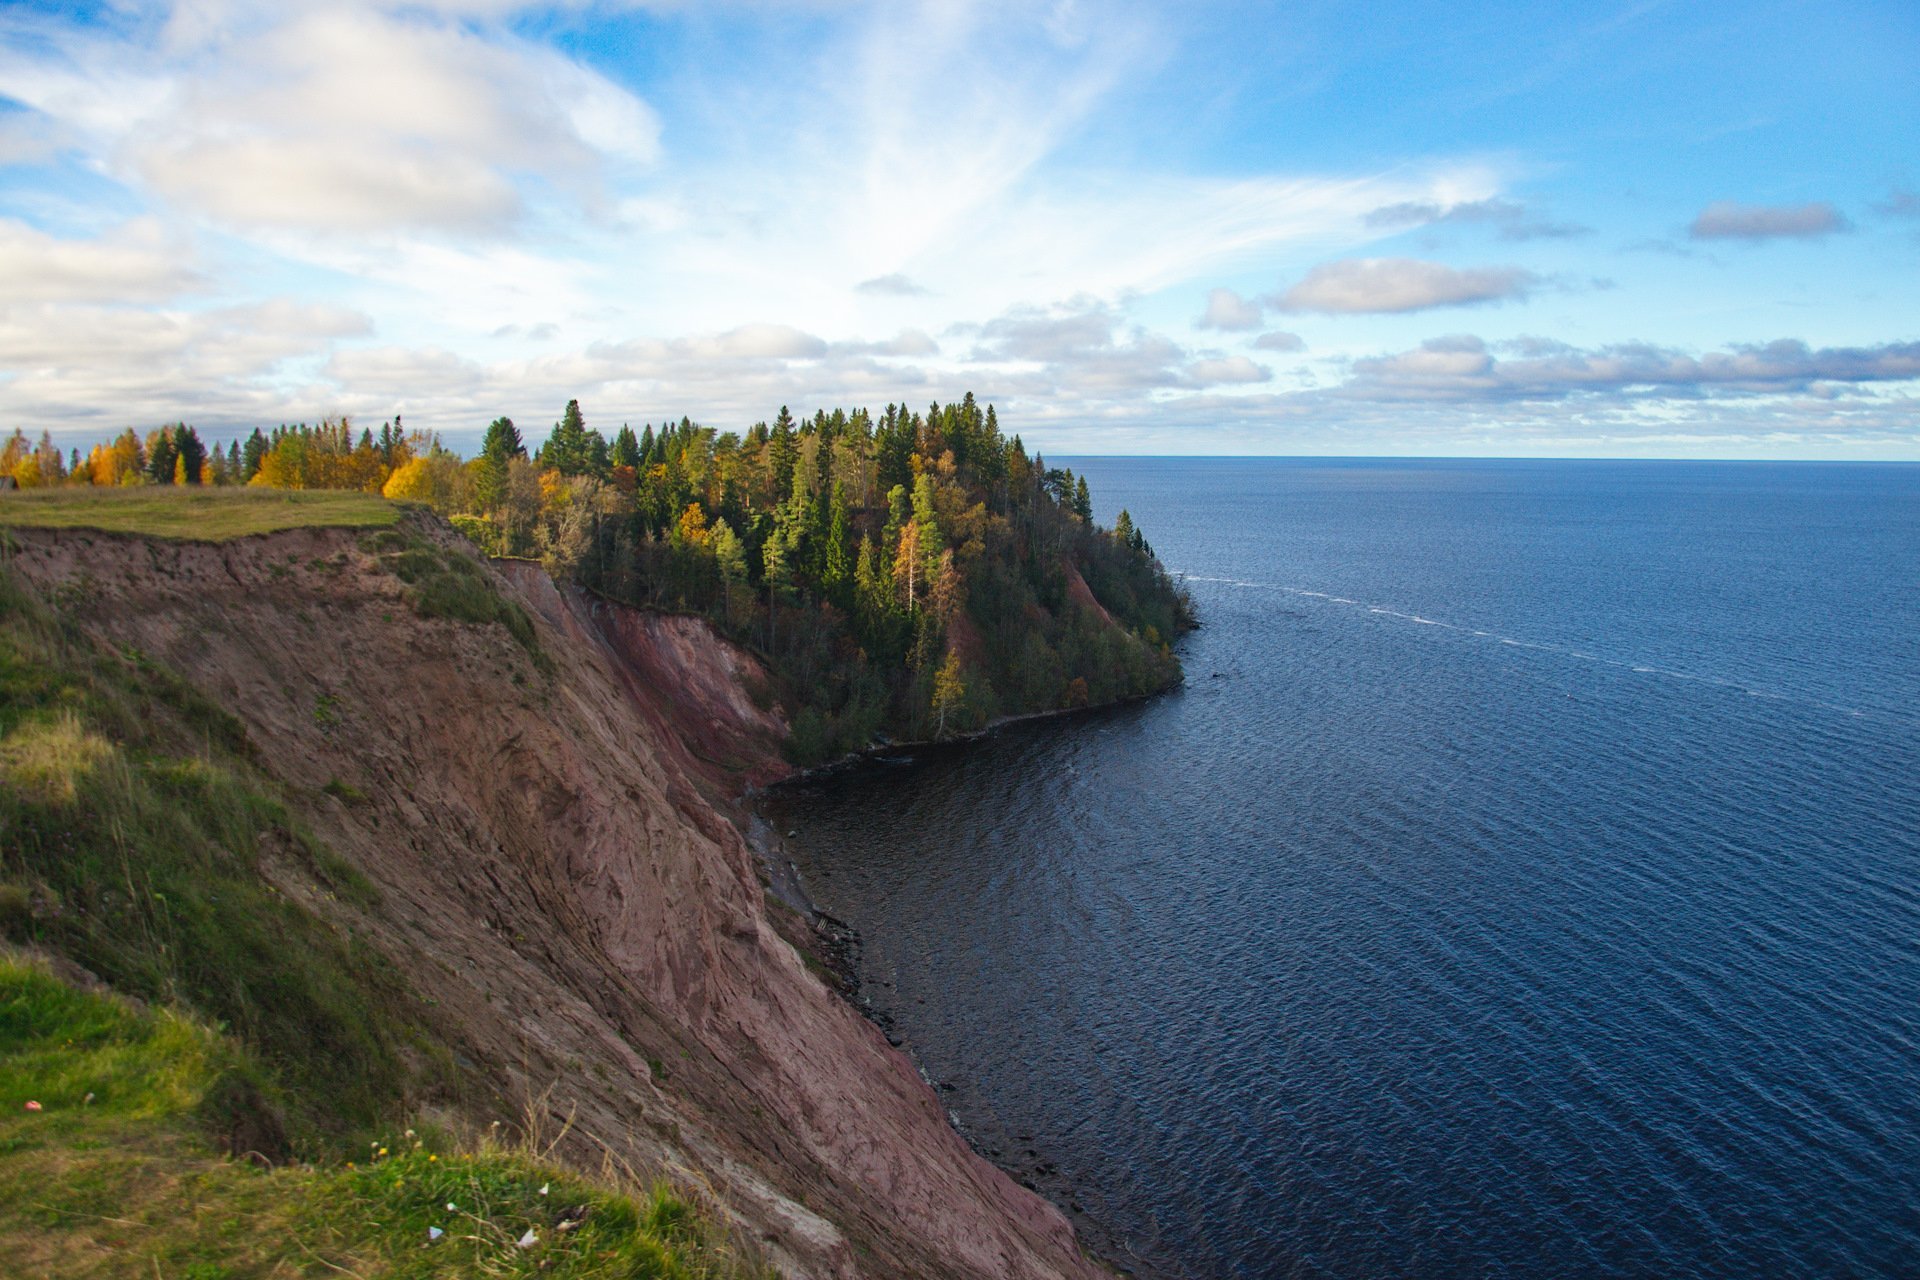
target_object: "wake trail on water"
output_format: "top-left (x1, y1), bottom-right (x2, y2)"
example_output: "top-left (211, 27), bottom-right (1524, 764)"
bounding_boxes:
top-left (1177, 575), bottom-right (1912, 729)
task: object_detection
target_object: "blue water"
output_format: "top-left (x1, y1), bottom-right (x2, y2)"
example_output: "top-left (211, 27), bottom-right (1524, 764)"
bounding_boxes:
top-left (766, 459), bottom-right (1920, 1279)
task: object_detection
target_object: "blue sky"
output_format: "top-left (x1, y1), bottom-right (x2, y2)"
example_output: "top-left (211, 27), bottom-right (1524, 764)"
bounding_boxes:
top-left (0, 0), bottom-right (1915, 456)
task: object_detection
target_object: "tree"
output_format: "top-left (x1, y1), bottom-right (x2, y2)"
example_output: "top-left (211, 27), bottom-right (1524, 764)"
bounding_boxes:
top-left (710, 519), bottom-right (746, 627)
top-left (241, 429), bottom-right (267, 481)
top-left (763, 530), bottom-right (791, 654)
top-left (767, 408), bottom-right (798, 503)
top-left (537, 401), bottom-right (604, 477)
top-left (892, 519), bottom-right (923, 611)
top-left (1073, 475), bottom-right (1092, 521)
top-left (382, 453), bottom-right (470, 512)
top-left (611, 425), bottom-right (641, 471)
top-left (931, 651), bottom-right (966, 738)
top-left (482, 416), bottom-right (525, 466)
top-left (146, 428), bottom-right (179, 484)
top-left (823, 480), bottom-right (851, 596)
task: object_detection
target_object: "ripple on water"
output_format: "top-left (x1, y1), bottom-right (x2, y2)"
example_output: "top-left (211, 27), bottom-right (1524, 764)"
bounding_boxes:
top-left (770, 460), bottom-right (1920, 1280)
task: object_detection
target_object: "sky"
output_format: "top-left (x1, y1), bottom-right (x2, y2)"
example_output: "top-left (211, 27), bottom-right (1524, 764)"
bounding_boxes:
top-left (0, 0), bottom-right (1916, 457)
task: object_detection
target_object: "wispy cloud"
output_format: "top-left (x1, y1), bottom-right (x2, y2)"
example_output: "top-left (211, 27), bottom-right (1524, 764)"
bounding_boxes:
top-left (856, 273), bottom-right (934, 297)
top-left (1364, 198), bottom-right (1588, 241)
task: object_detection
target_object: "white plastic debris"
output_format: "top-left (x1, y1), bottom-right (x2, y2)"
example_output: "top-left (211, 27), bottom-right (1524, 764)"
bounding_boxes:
top-left (517, 1228), bottom-right (538, 1249)
top-left (538, 1182), bottom-right (549, 1196)
top-left (427, 1226), bottom-right (444, 1242)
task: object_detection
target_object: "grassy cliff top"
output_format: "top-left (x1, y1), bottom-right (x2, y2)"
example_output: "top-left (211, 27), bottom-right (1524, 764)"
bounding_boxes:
top-left (0, 487), bottom-right (399, 541)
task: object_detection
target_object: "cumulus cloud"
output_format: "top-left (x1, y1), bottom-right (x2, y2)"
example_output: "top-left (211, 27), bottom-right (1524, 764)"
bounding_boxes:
top-left (8, 7), bottom-right (660, 237)
top-left (1689, 201), bottom-right (1849, 240)
top-left (1344, 334), bottom-right (1920, 401)
top-left (0, 297), bottom-right (373, 427)
top-left (1252, 330), bottom-right (1306, 353)
top-left (0, 218), bottom-right (203, 303)
top-left (1274, 258), bottom-right (1538, 314)
top-left (962, 299), bottom-right (1189, 392)
top-left (1196, 287), bottom-right (1263, 331)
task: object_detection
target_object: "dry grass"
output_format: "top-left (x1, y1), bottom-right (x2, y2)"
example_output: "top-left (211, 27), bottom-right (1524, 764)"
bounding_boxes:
top-left (0, 487), bottom-right (400, 541)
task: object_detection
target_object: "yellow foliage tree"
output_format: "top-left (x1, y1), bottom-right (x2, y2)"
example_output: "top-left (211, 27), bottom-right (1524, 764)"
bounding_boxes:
top-left (931, 651), bottom-right (966, 738)
top-left (674, 501), bottom-right (709, 547)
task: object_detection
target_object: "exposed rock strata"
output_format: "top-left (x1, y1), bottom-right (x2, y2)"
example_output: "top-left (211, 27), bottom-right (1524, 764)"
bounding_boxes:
top-left (7, 516), bottom-right (1104, 1280)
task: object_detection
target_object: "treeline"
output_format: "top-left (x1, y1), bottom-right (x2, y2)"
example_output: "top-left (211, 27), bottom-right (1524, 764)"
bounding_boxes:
top-left (3, 398), bottom-right (1192, 758)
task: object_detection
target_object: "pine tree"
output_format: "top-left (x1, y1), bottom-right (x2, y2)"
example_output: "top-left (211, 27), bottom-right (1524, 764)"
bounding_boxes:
top-left (482, 416), bottom-right (525, 466)
top-left (611, 425), bottom-right (640, 471)
top-left (823, 480), bottom-right (851, 596)
top-left (768, 407), bottom-right (797, 500)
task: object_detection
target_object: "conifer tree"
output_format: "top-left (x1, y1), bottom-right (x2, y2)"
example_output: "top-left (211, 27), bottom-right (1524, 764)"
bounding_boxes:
top-left (611, 425), bottom-right (641, 471)
top-left (823, 480), bottom-right (851, 596)
top-left (482, 416), bottom-right (525, 466)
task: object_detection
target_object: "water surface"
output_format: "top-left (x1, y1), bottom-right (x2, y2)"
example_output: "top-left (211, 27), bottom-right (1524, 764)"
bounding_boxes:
top-left (768, 459), bottom-right (1920, 1279)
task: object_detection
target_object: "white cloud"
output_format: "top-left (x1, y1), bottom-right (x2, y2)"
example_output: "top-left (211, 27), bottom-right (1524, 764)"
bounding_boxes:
top-left (0, 218), bottom-right (203, 303)
top-left (1185, 355), bottom-right (1270, 385)
top-left (8, 6), bottom-right (660, 237)
top-left (1275, 258), bottom-right (1538, 314)
top-left (856, 274), bottom-right (934, 297)
top-left (1197, 287), bottom-right (1263, 331)
top-left (1345, 335), bottom-right (1920, 401)
top-left (1252, 330), bottom-right (1306, 353)
top-left (1689, 201), bottom-right (1848, 241)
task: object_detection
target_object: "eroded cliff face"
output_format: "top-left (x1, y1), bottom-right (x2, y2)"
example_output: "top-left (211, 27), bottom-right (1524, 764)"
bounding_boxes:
top-left (7, 515), bottom-right (1104, 1280)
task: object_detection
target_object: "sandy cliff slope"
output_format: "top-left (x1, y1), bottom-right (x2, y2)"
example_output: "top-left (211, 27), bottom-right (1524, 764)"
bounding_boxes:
top-left (6, 514), bottom-right (1105, 1280)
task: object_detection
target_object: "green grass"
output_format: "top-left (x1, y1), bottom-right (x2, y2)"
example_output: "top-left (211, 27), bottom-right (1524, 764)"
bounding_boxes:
top-left (362, 528), bottom-right (544, 664)
top-left (0, 559), bottom-right (428, 1143)
top-left (0, 487), bottom-right (401, 541)
top-left (0, 956), bottom-right (763, 1280)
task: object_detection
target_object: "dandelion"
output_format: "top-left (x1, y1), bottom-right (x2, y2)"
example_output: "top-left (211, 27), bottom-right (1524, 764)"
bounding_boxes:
top-left (429, 1154), bottom-right (438, 1162)
top-left (378, 1147), bottom-right (388, 1157)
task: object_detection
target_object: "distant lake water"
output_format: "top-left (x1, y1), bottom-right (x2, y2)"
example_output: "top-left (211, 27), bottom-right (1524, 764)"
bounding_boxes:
top-left (765, 459), bottom-right (1920, 1279)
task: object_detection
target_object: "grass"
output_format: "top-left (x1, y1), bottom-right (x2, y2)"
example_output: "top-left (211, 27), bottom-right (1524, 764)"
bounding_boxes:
top-left (362, 528), bottom-right (545, 664)
top-left (0, 956), bottom-right (762, 1280)
top-left (0, 558), bottom-right (429, 1143)
top-left (0, 487), bottom-right (400, 541)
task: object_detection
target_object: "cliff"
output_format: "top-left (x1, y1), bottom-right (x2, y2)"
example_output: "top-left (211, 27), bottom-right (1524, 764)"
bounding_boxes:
top-left (0, 511), bottom-right (1105, 1279)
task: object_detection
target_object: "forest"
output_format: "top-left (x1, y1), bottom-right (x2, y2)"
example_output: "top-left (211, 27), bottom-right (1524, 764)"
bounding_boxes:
top-left (0, 397), bottom-right (1191, 760)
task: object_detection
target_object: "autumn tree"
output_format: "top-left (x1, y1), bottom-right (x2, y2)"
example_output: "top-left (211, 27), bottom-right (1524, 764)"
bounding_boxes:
top-left (931, 651), bottom-right (966, 738)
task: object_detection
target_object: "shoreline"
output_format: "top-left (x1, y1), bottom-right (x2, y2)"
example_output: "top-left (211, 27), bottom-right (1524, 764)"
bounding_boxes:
top-left (744, 674), bottom-right (1195, 1280)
